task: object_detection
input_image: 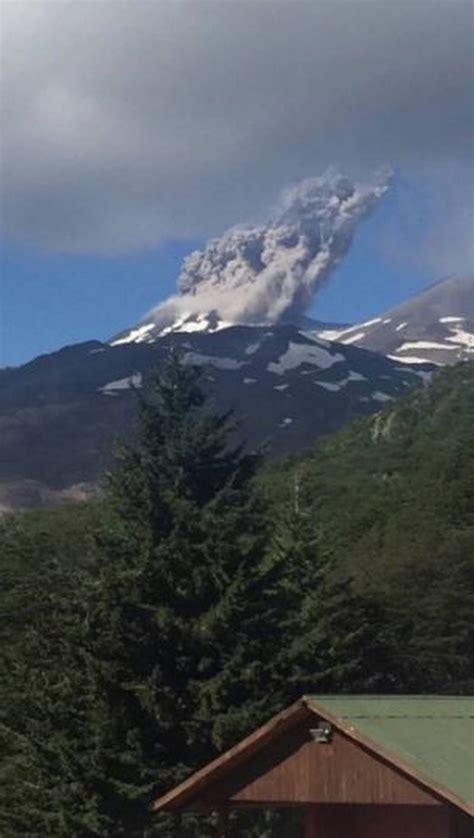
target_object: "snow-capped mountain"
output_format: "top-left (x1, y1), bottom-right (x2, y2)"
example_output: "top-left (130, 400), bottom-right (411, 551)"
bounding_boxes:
top-left (0, 325), bottom-right (430, 511)
top-left (110, 170), bottom-right (389, 344)
top-left (319, 275), bottom-right (474, 365)
top-left (109, 312), bottom-right (346, 346)
top-left (2, 270), bottom-right (471, 512)
top-left (2, 161), bottom-right (470, 512)
top-left (110, 271), bottom-right (473, 368)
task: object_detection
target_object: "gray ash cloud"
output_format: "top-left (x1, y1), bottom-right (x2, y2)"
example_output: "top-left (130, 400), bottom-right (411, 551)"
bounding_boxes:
top-left (148, 170), bottom-right (389, 329)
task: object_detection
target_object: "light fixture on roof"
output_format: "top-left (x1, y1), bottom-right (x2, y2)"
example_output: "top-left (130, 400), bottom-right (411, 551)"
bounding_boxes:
top-left (310, 721), bottom-right (332, 743)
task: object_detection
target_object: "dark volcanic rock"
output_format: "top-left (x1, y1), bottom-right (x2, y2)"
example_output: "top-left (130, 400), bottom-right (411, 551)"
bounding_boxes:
top-left (0, 326), bottom-right (431, 505)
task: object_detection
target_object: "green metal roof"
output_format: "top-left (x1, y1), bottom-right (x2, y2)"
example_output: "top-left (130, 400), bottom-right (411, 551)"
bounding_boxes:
top-left (307, 696), bottom-right (474, 806)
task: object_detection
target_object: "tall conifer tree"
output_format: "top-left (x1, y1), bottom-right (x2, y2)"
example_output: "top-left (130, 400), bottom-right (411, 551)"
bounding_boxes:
top-left (268, 474), bottom-right (393, 696)
top-left (88, 353), bottom-right (276, 834)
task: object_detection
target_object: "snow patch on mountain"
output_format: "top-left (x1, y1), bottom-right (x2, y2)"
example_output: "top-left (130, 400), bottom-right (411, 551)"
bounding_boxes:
top-left (245, 340), bottom-right (263, 355)
top-left (389, 354), bottom-right (441, 365)
top-left (371, 391), bottom-right (394, 402)
top-left (319, 317), bottom-right (381, 341)
top-left (339, 370), bottom-right (367, 384)
top-left (317, 381), bottom-right (341, 392)
top-left (397, 341), bottom-right (458, 352)
top-left (99, 373), bottom-right (142, 394)
top-left (445, 326), bottom-right (474, 351)
top-left (267, 341), bottom-right (344, 375)
top-left (110, 324), bottom-right (154, 346)
top-left (183, 352), bottom-right (245, 370)
top-left (341, 331), bottom-right (366, 345)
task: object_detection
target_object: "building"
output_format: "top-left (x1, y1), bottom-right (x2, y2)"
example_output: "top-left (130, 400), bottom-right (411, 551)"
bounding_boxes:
top-left (153, 695), bottom-right (474, 837)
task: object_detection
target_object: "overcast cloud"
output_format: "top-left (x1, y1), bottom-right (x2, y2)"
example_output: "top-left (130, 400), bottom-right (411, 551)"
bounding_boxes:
top-left (1, 0), bottom-right (473, 258)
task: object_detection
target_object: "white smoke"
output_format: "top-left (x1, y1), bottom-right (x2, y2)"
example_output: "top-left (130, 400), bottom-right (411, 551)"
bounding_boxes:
top-left (147, 170), bottom-right (390, 331)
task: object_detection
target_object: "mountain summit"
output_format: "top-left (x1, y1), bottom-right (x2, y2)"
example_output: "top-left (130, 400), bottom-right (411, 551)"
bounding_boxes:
top-left (1, 275), bottom-right (471, 513)
top-left (110, 171), bottom-right (388, 345)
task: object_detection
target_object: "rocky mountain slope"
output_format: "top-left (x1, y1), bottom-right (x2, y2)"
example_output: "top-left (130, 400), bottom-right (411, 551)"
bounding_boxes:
top-left (2, 274), bottom-right (471, 513)
top-left (0, 326), bottom-right (430, 511)
top-left (319, 275), bottom-right (474, 365)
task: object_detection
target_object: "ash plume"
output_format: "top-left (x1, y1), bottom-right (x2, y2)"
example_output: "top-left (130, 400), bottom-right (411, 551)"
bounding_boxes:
top-left (148, 170), bottom-right (390, 331)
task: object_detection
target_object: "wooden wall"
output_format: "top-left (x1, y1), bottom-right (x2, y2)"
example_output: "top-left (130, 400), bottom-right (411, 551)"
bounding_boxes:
top-left (195, 721), bottom-right (443, 808)
top-left (304, 804), bottom-right (472, 838)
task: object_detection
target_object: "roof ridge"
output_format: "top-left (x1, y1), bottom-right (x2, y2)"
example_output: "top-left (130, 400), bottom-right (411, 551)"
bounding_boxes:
top-left (307, 694), bottom-right (474, 700)
top-left (338, 713), bottom-right (474, 719)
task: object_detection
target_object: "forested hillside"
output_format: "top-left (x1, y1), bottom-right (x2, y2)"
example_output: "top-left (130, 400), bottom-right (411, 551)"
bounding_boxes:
top-left (1, 360), bottom-right (472, 836)
top-left (264, 361), bottom-right (474, 692)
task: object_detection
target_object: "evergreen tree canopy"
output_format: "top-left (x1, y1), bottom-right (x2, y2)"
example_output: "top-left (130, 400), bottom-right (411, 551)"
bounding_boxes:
top-left (1, 359), bottom-right (472, 837)
top-left (86, 353), bottom-right (278, 833)
top-left (264, 363), bottom-right (474, 693)
top-left (0, 504), bottom-right (112, 837)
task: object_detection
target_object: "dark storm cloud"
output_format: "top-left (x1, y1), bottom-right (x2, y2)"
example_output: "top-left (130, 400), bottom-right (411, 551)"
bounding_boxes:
top-left (1, 0), bottom-right (472, 253)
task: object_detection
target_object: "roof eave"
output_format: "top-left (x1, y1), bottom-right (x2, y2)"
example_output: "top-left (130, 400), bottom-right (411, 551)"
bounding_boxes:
top-left (153, 695), bottom-right (474, 816)
top-left (153, 697), bottom-right (312, 812)
top-left (304, 697), bottom-right (473, 816)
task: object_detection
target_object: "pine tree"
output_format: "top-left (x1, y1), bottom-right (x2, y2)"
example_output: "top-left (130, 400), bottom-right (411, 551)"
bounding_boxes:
top-left (0, 508), bottom-right (113, 837)
top-left (267, 472), bottom-right (394, 697)
top-left (2, 361), bottom-right (472, 837)
top-left (86, 353), bottom-right (277, 834)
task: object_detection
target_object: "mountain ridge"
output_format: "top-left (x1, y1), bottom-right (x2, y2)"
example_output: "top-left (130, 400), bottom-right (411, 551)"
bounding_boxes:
top-left (108, 275), bottom-right (473, 366)
top-left (1, 274), bottom-right (472, 513)
top-left (0, 325), bottom-right (431, 511)
top-left (319, 275), bottom-right (474, 364)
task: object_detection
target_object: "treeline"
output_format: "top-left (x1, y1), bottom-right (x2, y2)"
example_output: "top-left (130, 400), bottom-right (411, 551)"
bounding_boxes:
top-left (1, 358), bottom-right (473, 836)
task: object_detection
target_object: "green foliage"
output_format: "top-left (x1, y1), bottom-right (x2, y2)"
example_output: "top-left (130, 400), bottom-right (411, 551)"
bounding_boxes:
top-left (264, 363), bottom-right (474, 692)
top-left (78, 355), bottom-right (282, 834)
top-left (264, 473), bottom-right (394, 697)
top-left (1, 359), bottom-right (472, 836)
top-left (0, 504), bottom-right (113, 836)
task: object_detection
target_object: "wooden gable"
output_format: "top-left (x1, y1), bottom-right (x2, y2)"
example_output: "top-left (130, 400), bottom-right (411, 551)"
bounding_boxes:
top-left (189, 715), bottom-right (442, 809)
top-left (154, 696), bottom-right (473, 822)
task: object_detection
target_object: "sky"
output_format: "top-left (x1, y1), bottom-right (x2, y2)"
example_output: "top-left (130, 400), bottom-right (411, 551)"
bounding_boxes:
top-left (1, 0), bottom-right (473, 366)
